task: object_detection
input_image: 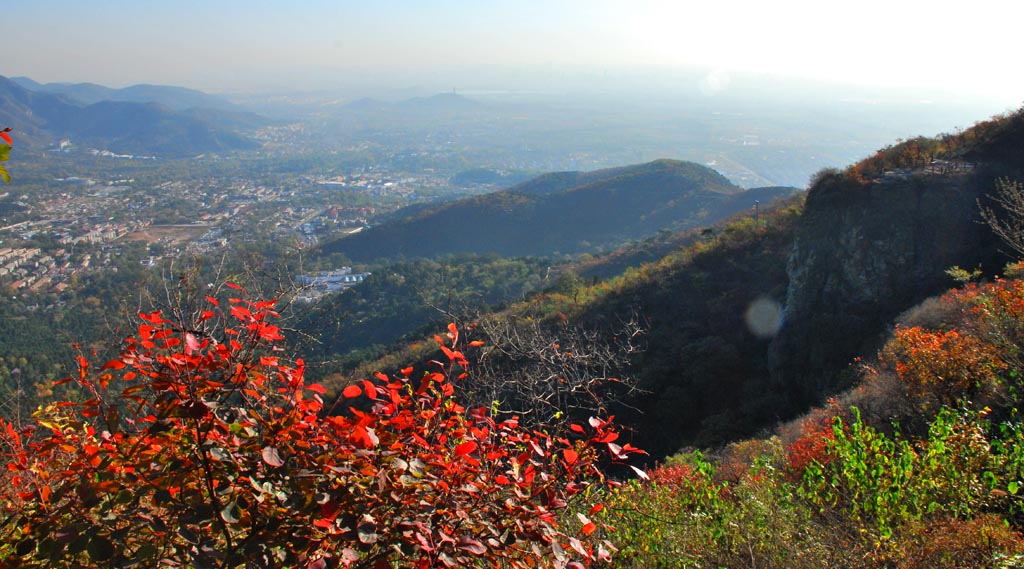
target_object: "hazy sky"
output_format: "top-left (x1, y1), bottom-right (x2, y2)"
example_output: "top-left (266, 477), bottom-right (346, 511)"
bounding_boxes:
top-left (5, 0), bottom-right (1021, 104)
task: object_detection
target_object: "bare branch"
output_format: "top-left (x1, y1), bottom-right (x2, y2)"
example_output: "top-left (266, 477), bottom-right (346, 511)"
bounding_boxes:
top-left (979, 178), bottom-right (1024, 260)
top-left (459, 312), bottom-right (647, 434)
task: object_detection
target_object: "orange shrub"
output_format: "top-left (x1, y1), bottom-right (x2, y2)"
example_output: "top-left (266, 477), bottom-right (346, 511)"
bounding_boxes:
top-left (881, 326), bottom-right (1005, 406)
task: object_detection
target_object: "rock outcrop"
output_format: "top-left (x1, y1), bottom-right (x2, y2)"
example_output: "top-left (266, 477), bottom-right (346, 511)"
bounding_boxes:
top-left (770, 168), bottom-right (1003, 406)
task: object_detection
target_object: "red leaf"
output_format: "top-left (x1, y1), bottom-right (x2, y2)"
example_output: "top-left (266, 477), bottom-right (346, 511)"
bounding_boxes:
top-left (0, 131), bottom-right (11, 145)
top-left (225, 282), bottom-right (244, 291)
top-left (568, 536), bottom-right (589, 558)
top-left (468, 340), bottom-right (485, 347)
top-left (620, 443), bottom-right (647, 455)
top-left (101, 359), bottom-right (126, 370)
top-left (456, 536), bottom-right (486, 556)
top-left (261, 446), bottom-right (285, 467)
top-left (588, 503), bottom-right (604, 516)
top-left (607, 442), bottom-right (624, 459)
top-left (455, 440), bottom-right (478, 458)
top-left (569, 423), bottom-right (586, 434)
top-left (230, 305), bottom-right (253, 321)
top-left (138, 311), bottom-right (167, 324)
top-left (400, 366), bottom-right (414, 376)
top-left (307, 383), bottom-right (327, 395)
top-left (440, 345), bottom-right (456, 362)
top-left (563, 448), bottom-right (579, 465)
top-left (342, 385), bottom-right (362, 398)
top-left (630, 465), bottom-right (650, 481)
top-left (257, 322), bottom-right (283, 341)
top-left (185, 333), bottom-right (201, 355)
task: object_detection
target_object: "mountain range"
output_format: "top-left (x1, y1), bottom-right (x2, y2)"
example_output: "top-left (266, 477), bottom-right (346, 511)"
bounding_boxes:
top-left (320, 159), bottom-right (798, 261)
top-left (10, 77), bottom-right (241, 111)
top-left (0, 76), bottom-right (264, 157)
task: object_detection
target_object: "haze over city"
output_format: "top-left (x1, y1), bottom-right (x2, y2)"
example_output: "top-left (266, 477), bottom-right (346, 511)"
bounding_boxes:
top-left (5, 0), bottom-right (1021, 106)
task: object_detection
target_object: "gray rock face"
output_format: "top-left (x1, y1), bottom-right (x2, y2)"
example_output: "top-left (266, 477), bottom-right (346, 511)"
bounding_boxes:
top-left (769, 169), bottom-right (1001, 406)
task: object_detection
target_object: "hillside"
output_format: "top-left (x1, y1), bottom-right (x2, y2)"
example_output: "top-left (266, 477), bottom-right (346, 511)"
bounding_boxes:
top-left (0, 76), bottom-right (260, 156)
top-left (320, 159), bottom-right (798, 261)
top-left (588, 108), bottom-right (1024, 565)
top-left (328, 107), bottom-right (1024, 460)
top-left (323, 197), bottom-right (802, 456)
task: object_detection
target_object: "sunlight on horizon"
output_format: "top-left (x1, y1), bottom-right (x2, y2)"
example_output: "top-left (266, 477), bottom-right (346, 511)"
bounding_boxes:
top-left (3, 0), bottom-right (1021, 103)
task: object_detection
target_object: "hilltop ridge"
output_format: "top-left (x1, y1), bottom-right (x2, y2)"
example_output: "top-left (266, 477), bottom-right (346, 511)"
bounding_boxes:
top-left (320, 159), bottom-right (796, 261)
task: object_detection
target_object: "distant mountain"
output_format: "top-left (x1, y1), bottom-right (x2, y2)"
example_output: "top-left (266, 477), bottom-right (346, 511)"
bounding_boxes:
top-left (320, 159), bottom-right (798, 261)
top-left (0, 77), bottom-right (79, 144)
top-left (11, 76), bottom-right (241, 111)
top-left (9, 76), bottom-right (44, 90)
top-left (395, 93), bottom-right (480, 112)
top-left (181, 107), bottom-right (277, 131)
top-left (0, 76), bottom-right (259, 157)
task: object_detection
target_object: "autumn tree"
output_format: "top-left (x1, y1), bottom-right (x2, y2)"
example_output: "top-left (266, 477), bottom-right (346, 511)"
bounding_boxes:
top-left (0, 284), bottom-right (643, 568)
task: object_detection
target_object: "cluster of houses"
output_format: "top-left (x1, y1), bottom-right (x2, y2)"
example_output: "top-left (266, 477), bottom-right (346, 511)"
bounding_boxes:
top-left (294, 267), bottom-right (372, 303)
top-left (0, 247), bottom-right (71, 292)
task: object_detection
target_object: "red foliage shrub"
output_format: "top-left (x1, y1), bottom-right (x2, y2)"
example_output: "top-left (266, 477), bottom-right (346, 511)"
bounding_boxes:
top-left (648, 463), bottom-right (699, 488)
top-left (784, 400), bottom-right (843, 478)
top-left (0, 287), bottom-right (642, 568)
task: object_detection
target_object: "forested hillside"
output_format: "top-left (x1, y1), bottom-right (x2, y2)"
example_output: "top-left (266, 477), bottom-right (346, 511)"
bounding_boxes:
top-left (340, 108), bottom-right (1024, 459)
top-left (320, 159), bottom-right (797, 260)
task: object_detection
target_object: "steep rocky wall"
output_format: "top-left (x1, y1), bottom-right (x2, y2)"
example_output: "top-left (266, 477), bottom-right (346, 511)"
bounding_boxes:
top-left (769, 169), bottom-right (1003, 407)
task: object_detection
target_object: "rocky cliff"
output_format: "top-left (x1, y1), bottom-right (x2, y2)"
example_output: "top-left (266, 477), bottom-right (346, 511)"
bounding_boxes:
top-left (770, 167), bottom-right (1005, 407)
